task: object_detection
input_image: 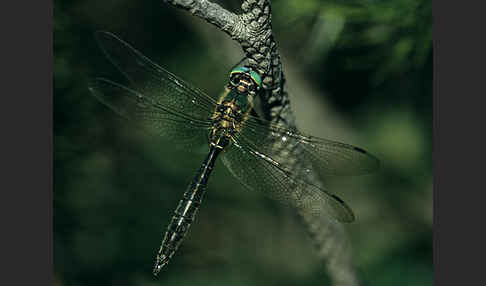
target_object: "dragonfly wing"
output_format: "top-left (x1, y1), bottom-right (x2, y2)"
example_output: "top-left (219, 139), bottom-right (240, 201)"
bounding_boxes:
top-left (221, 134), bottom-right (355, 223)
top-left (89, 78), bottom-right (211, 151)
top-left (95, 31), bottom-right (218, 120)
top-left (239, 115), bottom-right (380, 176)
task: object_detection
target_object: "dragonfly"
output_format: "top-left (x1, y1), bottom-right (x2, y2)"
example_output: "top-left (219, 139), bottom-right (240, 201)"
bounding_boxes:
top-left (89, 31), bottom-right (379, 276)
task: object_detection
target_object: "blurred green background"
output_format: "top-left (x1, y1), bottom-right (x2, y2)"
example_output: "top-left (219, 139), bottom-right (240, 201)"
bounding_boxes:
top-left (54, 0), bottom-right (432, 285)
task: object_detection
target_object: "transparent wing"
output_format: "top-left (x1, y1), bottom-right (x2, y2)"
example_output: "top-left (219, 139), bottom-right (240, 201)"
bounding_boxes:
top-left (239, 115), bottom-right (380, 176)
top-left (221, 134), bottom-right (355, 223)
top-left (95, 31), bottom-right (218, 119)
top-left (89, 78), bottom-right (211, 150)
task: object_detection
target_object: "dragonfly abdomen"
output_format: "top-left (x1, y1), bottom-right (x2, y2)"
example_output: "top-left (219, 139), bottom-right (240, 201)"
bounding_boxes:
top-left (153, 145), bottom-right (222, 275)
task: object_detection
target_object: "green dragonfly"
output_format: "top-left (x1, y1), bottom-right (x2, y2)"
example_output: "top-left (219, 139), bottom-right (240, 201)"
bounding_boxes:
top-left (89, 31), bottom-right (379, 276)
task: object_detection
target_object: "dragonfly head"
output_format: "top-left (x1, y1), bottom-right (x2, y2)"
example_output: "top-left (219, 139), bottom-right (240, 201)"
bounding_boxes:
top-left (229, 66), bottom-right (262, 95)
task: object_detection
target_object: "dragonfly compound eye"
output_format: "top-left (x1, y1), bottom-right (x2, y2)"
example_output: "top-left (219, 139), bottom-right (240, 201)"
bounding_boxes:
top-left (249, 70), bottom-right (262, 90)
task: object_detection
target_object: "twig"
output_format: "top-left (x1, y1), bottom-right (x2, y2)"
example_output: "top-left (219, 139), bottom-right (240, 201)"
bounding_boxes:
top-left (164, 1), bottom-right (359, 285)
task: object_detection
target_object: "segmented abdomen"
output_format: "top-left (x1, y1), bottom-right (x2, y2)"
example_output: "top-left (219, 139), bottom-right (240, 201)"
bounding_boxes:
top-left (154, 190), bottom-right (202, 269)
top-left (153, 145), bottom-right (222, 275)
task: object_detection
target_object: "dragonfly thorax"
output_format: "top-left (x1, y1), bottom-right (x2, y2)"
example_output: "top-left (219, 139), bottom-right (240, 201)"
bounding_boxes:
top-left (208, 126), bottom-right (232, 150)
top-left (209, 87), bottom-right (255, 150)
top-left (221, 88), bottom-right (254, 114)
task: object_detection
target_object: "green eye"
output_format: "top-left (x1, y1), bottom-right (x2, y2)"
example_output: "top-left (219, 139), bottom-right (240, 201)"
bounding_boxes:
top-left (230, 66), bottom-right (249, 77)
top-left (249, 70), bottom-right (262, 89)
top-left (229, 67), bottom-right (262, 90)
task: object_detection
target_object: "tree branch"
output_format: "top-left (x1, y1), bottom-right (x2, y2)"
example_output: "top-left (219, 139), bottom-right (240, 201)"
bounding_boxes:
top-left (164, 1), bottom-right (358, 285)
top-left (165, 0), bottom-right (242, 38)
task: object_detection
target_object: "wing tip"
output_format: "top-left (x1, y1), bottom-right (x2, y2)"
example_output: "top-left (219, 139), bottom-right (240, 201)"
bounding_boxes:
top-left (330, 194), bottom-right (355, 223)
top-left (353, 146), bottom-right (367, 154)
top-left (354, 146), bottom-right (381, 174)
